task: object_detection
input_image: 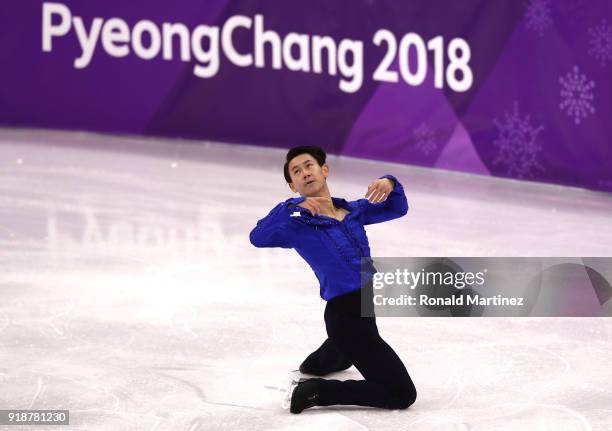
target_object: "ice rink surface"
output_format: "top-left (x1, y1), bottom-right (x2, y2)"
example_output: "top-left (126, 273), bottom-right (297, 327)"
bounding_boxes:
top-left (1, 128), bottom-right (611, 430)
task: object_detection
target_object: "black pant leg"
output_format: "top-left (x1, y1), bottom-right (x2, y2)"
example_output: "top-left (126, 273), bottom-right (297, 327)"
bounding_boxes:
top-left (316, 287), bottom-right (417, 409)
top-left (299, 338), bottom-right (352, 376)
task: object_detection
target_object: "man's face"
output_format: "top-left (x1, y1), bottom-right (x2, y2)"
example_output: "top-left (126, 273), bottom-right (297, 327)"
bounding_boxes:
top-left (287, 153), bottom-right (329, 197)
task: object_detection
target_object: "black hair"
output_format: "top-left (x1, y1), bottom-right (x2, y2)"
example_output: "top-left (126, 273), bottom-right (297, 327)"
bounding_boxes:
top-left (283, 146), bottom-right (327, 183)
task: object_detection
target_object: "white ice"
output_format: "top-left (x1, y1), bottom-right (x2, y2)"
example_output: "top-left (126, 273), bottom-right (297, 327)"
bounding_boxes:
top-left (1, 128), bottom-right (611, 430)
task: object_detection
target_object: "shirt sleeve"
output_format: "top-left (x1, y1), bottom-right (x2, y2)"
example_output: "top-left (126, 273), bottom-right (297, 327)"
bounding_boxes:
top-left (358, 174), bottom-right (409, 225)
top-left (249, 197), bottom-right (305, 248)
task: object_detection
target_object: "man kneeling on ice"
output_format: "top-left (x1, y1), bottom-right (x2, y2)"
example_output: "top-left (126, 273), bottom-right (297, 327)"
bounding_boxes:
top-left (249, 146), bottom-right (417, 414)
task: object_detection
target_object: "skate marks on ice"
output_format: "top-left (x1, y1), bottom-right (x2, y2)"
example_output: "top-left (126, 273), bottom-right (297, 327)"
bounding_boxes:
top-left (380, 317), bottom-right (612, 431)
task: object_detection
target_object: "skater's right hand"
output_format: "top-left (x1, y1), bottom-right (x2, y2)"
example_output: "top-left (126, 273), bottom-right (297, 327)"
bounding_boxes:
top-left (296, 197), bottom-right (331, 217)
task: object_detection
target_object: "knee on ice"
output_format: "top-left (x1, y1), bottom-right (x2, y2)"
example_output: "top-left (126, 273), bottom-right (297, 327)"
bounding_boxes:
top-left (392, 386), bottom-right (417, 410)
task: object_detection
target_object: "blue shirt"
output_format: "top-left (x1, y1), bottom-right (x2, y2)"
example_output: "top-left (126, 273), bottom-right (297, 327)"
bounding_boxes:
top-left (249, 175), bottom-right (408, 300)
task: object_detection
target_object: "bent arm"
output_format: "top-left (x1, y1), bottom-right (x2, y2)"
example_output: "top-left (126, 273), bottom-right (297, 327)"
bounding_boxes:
top-left (249, 197), bottom-right (305, 248)
top-left (359, 174), bottom-right (408, 225)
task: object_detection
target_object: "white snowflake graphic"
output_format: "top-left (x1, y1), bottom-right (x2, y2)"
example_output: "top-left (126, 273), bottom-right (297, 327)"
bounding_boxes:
top-left (559, 66), bottom-right (596, 125)
top-left (588, 19), bottom-right (612, 67)
top-left (412, 123), bottom-right (437, 156)
top-left (525, 0), bottom-right (553, 36)
top-left (492, 102), bottom-right (544, 179)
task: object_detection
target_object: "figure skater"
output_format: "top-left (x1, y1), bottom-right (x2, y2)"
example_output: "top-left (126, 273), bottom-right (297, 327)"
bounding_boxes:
top-left (249, 146), bottom-right (417, 414)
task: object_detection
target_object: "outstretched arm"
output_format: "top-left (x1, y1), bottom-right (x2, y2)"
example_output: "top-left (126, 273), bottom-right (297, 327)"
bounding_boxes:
top-left (359, 175), bottom-right (408, 225)
top-left (249, 197), bottom-right (305, 248)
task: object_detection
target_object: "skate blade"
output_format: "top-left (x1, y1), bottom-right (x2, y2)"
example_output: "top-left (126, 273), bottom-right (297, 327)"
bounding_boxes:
top-left (281, 374), bottom-right (309, 410)
top-left (281, 379), bottom-right (299, 410)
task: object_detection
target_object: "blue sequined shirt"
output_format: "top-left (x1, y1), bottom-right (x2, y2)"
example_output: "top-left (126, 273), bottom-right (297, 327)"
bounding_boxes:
top-left (249, 175), bottom-right (408, 300)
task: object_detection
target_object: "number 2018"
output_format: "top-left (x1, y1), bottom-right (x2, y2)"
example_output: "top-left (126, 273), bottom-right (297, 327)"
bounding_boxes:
top-left (372, 30), bottom-right (473, 92)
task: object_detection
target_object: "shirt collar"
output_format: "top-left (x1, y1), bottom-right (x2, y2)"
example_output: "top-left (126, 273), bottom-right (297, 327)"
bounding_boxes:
top-left (331, 197), bottom-right (349, 207)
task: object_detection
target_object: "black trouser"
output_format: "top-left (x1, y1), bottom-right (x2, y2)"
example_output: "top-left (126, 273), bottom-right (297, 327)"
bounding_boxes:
top-left (300, 283), bottom-right (417, 409)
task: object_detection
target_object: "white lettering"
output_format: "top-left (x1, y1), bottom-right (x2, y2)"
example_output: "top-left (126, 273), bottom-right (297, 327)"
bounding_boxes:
top-left (254, 14), bottom-right (281, 69)
top-left (192, 25), bottom-right (219, 78)
top-left (162, 23), bottom-right (191, 61)
top-left (40, 4), bottom-right (388, 94)
top-left (73, 16), bottom-right (103, 68)
top-left (102, 18), bottom-right (130, 58)
top-left (283, 32), bottom-right (310, 72)
top-left (222, 15), bottom-right (253, 67)
top-left (42, 2), bottom-right (71, 52)
top-left (132, 20), bottom-right (162, 60)
top-left (338, 39), bottom-right (363, 93)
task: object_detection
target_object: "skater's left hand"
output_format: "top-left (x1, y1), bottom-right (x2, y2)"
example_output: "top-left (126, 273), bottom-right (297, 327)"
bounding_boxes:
top-left (365, 178), bottom-right (394, 203)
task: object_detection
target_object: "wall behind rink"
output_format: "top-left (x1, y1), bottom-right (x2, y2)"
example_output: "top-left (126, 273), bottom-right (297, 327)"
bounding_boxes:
top-left (1, 1), bottom-right (611, 192)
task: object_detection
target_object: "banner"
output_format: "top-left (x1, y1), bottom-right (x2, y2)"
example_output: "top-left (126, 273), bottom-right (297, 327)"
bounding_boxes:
top-left (1, 1), bottom-right (611, 192)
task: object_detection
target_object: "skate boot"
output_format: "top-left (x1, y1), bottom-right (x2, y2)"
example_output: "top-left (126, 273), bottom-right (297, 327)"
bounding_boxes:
top-left (281, 371), bottom-right (307, 411)
top-left (290, 379), bottom-right (321, 414)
